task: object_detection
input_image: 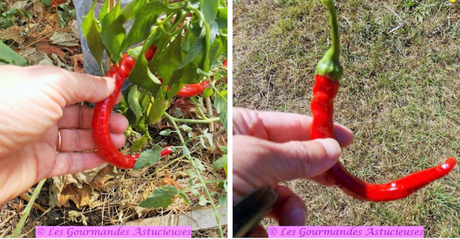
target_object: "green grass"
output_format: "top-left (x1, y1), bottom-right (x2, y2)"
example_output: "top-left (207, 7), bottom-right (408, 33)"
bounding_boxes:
top-left (233, 0), bottom-right (460, 237)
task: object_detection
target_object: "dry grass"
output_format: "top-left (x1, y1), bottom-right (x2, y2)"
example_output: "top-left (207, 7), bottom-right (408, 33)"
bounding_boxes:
top-left (233, 0), bottom-right (460, 237)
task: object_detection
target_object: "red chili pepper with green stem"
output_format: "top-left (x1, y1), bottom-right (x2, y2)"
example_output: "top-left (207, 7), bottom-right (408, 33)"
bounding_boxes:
top-left (311, 0), bottom-right (456, 201)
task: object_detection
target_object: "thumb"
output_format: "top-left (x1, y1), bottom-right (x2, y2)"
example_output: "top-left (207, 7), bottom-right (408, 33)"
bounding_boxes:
top-left (233, 136), bottom-right (341, 200)
top-left (271, 138), bottom-right (341, 181)
top-left (52, 68), bottom-right (116, 105)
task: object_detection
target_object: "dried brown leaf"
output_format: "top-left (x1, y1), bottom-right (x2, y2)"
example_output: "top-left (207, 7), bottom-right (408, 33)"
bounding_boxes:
top-left (89, 165), bottom-right (117, 190)
top-left (52, 0), bottom-right (67, 7)
top-left (49, 32), bottom-right (79, 47)
top-left (70, 54), bottom-right (84, 73)
top-left (32, 1), bottom-right (44, 17)
top-left (37, 44), bottom-right (66, 60)
top-left (49, 164), bottom-right (117, 209)
top-left (163, 173), bottom-right (183, 190)
top-left (68, 210), bottom-right (88, 226)
top-left (18, 47), bottom-right (53, 65)
top-left (60, 184), bottom-right (94, 208)
top-left (0, 25), bottom-right (24, 44)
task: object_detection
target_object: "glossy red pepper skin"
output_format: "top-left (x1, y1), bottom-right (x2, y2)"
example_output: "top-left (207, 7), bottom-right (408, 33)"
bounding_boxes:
top-left (311, 75), bottom-right (457, 201)
top-left (177, 81), bottom-right (210, 97)
top-left (144, 46), bottom-right (157, 61)
top-left (92, 48), bottom-right (172, 169)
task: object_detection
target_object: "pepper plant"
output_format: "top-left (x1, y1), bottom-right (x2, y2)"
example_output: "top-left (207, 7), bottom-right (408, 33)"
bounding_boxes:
top-left (82, 0), bottom-right (227, 167)
top-left (82, 0), bottom-right (227, 235)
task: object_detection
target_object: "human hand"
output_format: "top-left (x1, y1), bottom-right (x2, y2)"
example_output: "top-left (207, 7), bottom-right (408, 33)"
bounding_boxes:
top-left (233, 107), bottom-right (354, 236)
top-left (0, 65), bottom-right (127, 204)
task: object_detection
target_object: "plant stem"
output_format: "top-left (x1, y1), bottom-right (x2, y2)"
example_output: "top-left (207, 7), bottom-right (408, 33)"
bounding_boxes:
top-left (148, 155), bottom-right (186, 178)
top-left (315, 0), bottom-right (343, 81)
top-left (158, 12), bottom-right (176, 26)
top-left (190, 8), bottom-right (211, 71)
top-left (205, 96), bottom-right (214, 132)
top-left (165, 113), bottom-right (220, 124)
top-left (165, 113), bottom-right (224, 238)
top-left (181, 179), bottom-right (227, 193)
top-left (324, 0), bottom-right (340, 59)
top-left (12, 179), bottom-right (46, 238)
top-left (190, 97), bottom-right (209, 120)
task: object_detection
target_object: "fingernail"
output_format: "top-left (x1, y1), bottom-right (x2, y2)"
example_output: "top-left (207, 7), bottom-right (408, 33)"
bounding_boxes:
top-left (288, 207), bottom-right (308, 226)
top-left (283, 197), bottom-right (308, 226)
top-left (317, 138), bottom-right (341, 162)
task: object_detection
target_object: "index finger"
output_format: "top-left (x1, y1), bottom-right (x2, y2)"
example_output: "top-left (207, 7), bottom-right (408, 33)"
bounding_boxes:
top-left (233, 107), bottom-right (354, 147)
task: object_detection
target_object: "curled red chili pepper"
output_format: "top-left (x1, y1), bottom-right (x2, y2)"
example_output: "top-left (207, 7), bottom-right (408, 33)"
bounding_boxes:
top-left (311, 0), bottom-right (456, 201)
top-left (91, 47), bottom-right (171, 169)
top-left (92, 45), bottom-right (224, 168)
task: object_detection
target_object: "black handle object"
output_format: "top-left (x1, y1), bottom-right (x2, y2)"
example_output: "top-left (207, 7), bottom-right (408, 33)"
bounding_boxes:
top-left (233, 187), bottom-right (279, 237)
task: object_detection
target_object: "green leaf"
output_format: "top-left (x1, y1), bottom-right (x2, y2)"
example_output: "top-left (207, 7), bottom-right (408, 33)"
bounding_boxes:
top-left (177, 33), bottom-right (204, 70)
top-left (131, 134), bottom-right (149, 153)
top-left (0, 16), bottom-right (14, 30)
top-left (100, 2), bottom-right (126, 63)
top-left (98, 0), bottom-right (110, 22)
top-left (188, 0), bottom-right (199, 9)
top-left (202, 86), bottom-right (213, 98)
top-left (132, 115), bottom-right (150, 137)
top-left (122, 1), bottom-right (170, 49)
top-left (133, 144), bottom-right (162, 169)
top-left (139, 185), bottom-right (179, 209)
top-left (155, 35), bottom-right (182, 84)
top-left (147, 93), bottom-right (169, 123)
top-left (129, 52), bottom-right (161, 94)
top-left (159, 129), bottom-right (172, 136)
top-left (199, 129), bottom-right (214, 149)
top-left (179, 192), bottom-right (191, 205)
top-left (56, 0), bottom-right (75, 28)
top-left (120, 0), bottom-right (137, 20)
top-left (127, 85), bottom-right (142, 122)
top-left (218, 194), bottom-right (227, 207)
top-left (213, 154), bottom-right (227, 175)
top-left (216, 7), bottom-right (227, 31)
top-left (182, 147), bottom-right (191, 157)
top-left (194, 158), bottom-right (205, 171)
top-left (0, 41), bottom-right (28, 66)
top-left (217, 181), bottom-right (227, 190)
top-left (7, 8), bottom-right (32, 19)
top-left (182, 20), bottom-right (201, 52)
top-left (42, 0), bottom-right (51, 6)
top-left (214, 90), bottom-right (227, 132)
top-left (180, 124), bottom-right (193, 132)
top-left (81, 1), bottom-right (104, 70)
top-left (198, 195), bottom-right (208, 206)
top-left (169, 61), bottom-right (200, 86)
top-left (208, 37), bottom-right (224, 68)
top-left (201, 0), bottom-right (219, 29)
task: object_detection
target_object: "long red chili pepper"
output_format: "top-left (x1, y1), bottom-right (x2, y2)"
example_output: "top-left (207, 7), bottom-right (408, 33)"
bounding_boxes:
top-left (92, 47), bottom-right (172, 169)
top-left (177, 81), bottom-right (210, 97)
top-left (311, 0), bottom-right (456, 201)
top-left (176, 58), bottom-right (227, 97)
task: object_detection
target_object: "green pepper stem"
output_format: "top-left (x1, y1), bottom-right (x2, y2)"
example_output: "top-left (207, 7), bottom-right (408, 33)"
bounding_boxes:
top-left (325, 0), bottom-right (340, 59)
top-left (315, 0), bottom-right (343, 81)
